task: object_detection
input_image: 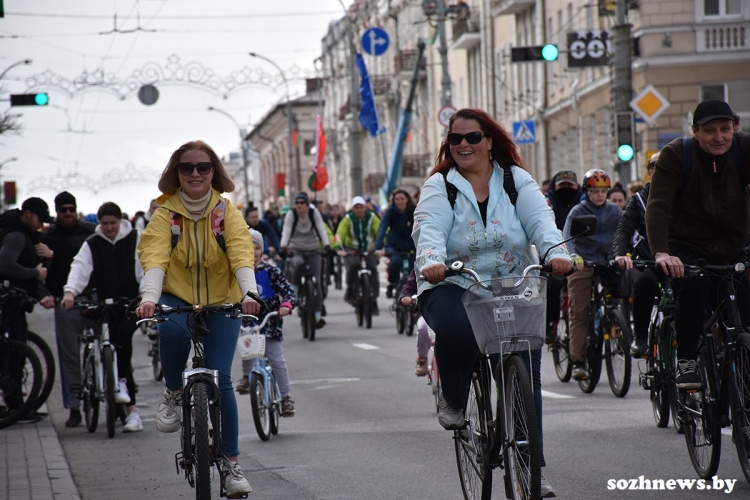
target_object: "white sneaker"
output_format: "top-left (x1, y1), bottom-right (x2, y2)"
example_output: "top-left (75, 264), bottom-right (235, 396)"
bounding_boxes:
top-left (155, 388), bottom-right (182, 433)
top-left (123, 411), bottom-right (143, 433)
top-left (221, 457), bottom-right (252, 497)
top-left (115, 380), bottom-right (131, 404)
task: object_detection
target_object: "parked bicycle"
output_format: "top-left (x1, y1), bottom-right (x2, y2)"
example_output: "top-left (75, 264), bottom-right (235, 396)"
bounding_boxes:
top-left (236, 312), bottom-right (282, 441)
top-left (389, 252), bottom-right (415, 336)
top-left (671, 262), bottom-right (750, 484)
top-left (137, 301), bottom-right (255, 499)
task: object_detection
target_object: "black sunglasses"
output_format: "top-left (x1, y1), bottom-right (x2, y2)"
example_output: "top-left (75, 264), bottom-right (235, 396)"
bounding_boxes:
top-left (447, 131), bottom-right (486, 146)
top-left (177, 162), bottom-right (213, 176)
top-left (57, 206), bottom-right (76, 214)
top-left (295, 201), bottom-right (308, 205)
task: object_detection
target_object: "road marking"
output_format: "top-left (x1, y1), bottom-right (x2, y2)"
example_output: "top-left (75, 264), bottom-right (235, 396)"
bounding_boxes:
top-left (540, 389), bottom-right (575, 399)
top-left (290, 377), bottom-right (361, 385)
top-left (353, 343), bottom-right (380, 350)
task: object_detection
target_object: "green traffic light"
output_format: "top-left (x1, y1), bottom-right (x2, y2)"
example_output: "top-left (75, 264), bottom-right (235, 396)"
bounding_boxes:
top-left (541, 44), bottom-right (559, 61)
top-left (617, 144), bottom-right (634, 162)
top-left (34, 93), bottom-right (49, 106)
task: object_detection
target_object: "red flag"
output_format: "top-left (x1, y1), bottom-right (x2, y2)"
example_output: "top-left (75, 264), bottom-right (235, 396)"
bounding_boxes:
top-left (314, 113), bottom-right (326, 171)
top-left (291, 129), bottom-right (299, 148)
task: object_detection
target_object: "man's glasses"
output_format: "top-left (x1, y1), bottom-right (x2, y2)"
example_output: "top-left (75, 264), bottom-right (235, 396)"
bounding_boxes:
top-left (447, 131), bottom-right (486, 146)
top-left (177, 162), bottom-right (213, 176)
top-left (295, 201), bottom-right (307, 205)
top-left (57, 207), bottom-right (76, 214)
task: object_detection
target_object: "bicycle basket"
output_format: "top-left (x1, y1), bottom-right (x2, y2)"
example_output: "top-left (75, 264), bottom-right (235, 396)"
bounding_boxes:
top-left (236, 329), bottom-right (266, 360)
top-left (461, 276), bottom-right (547, 354)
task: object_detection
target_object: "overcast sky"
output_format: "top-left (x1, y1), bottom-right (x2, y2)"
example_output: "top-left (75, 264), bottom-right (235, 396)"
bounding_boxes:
top-left (0, 0), bottom-right (346, 216)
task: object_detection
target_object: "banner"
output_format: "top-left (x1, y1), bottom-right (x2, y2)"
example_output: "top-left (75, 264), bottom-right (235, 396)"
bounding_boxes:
top-left (356, 54), bottom-right (384, 137)
top-left (314, 113), bottom-right (326, 171)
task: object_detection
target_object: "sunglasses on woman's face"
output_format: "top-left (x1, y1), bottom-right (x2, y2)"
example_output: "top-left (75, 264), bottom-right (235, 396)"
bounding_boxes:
top-left (177, 162), bottom-right (213, 176)
top-left (447, 131), bottom-right (486, 146)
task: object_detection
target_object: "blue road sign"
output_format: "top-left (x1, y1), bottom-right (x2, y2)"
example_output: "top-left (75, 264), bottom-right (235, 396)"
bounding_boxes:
top-left (512, 120), bottom-right (536, 144)
top-left (362, 27), bottom-right (390, 56)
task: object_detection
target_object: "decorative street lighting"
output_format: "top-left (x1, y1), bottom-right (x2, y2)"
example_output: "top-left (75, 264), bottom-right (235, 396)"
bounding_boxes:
top-left (248, 52), bottom-right (295, 197)
top-left (0, 59), bottom-right (32, 81)
top-left (207, 106), bottom-right (252, 208)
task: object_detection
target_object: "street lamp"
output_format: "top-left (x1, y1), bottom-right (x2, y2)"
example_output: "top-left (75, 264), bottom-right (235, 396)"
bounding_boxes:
top-left (248, 52), bottom-right (295, 197)
top-left (207, 106), bottom-right (251, 208)
top-left (0, 59), bottom-right (32, 81)
top-left (0, 157), bottom-right (18, 212)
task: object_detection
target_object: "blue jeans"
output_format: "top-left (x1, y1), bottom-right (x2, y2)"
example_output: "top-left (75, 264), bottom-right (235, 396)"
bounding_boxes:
top-left (158, 293), bottom-right (242, 457)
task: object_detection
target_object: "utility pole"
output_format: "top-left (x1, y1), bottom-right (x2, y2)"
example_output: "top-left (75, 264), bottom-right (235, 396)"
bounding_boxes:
top-left (612, 0), bottom-right (633, 182)
top-left (347, 20), bottom-right (364, 196)
top-left (436, 0), bottom-right (452, 107)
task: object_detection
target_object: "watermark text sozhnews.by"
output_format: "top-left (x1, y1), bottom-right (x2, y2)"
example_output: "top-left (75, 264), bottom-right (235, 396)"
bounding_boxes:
top-left (607, 476), bottom-right (738, 494)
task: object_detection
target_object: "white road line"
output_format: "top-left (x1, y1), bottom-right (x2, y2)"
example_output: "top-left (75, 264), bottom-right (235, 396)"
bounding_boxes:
top-left (353, 343), bottom-right (380, 350)
top-left (540, 389), bottom-right (576, 399)
top-left (290, 378), bottom-right (361, 385)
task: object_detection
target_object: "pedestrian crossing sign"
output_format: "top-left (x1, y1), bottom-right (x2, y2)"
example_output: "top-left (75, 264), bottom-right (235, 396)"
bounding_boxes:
top-left (512, 121), bottom-right (536, 144)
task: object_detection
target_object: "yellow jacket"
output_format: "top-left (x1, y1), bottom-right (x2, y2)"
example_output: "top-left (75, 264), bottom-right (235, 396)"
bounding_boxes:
top-left (137, 189), bottom-right (254, 305)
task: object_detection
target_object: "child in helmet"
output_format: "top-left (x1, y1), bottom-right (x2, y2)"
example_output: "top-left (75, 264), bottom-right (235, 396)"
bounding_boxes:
top-left (562, 169), bottom-right (623, 380)
top-left (235, 229), bottom-right (297, 416)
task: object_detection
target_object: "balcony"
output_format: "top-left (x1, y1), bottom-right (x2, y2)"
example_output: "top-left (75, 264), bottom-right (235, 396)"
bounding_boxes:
top-left (491, 0), bottom-right (535, 16)
top-left (370, 75), bottom-right (392, 95)
top-left (394, 49), bottom-right (427, 76)
top-left (401, 153), bottom-right (431, 178)
top-left (697, 23), bottom-right (748, 52)
top-left (451, 11), bottom-right (481, 50)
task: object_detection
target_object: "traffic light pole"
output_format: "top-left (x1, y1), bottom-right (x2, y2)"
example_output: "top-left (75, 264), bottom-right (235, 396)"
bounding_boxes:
top-left (612, 0), bottom-right (634, 181)
top-left (436, 0), bottom-right (452, 107)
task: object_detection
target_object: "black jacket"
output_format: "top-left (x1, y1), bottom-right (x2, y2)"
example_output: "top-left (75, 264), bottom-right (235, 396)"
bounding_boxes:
top-left (41, 219), bottom-right (96, 297)
top-left (546, 177), bottom-right (583, 230)
top-left (0, 209), bottom-right (49, 300)
top-left (612, 183), bottom-right (652, 260)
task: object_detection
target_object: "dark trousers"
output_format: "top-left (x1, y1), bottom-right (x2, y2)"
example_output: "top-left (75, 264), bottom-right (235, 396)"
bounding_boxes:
top-left (346, 253), bottom-right (379, 298)
top-left (420, 284), bottom-right (546, 466)
top-left (628, 267), bottom-right (660, 343)
top-left (108, 306), bottom-right (139, 405)
top-left (672, 245), bottom-right (750, 360)
top-left (385, 247), bottom-right (414, 285)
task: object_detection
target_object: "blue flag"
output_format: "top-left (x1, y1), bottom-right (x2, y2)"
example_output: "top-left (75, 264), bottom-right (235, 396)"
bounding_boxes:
top-left (356, 54), bottom-right (384, 137)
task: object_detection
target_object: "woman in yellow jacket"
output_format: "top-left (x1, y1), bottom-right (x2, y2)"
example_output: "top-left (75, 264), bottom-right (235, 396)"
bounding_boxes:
top-left (136, 140), bottom-right (260, 497)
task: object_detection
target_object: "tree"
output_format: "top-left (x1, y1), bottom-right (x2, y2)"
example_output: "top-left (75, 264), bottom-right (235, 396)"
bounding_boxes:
top-left (0, 86), bottom-right (23, 136)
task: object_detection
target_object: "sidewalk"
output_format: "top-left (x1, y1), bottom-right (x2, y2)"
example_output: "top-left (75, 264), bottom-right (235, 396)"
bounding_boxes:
top-left (0, 405), bottom-right (81, 500)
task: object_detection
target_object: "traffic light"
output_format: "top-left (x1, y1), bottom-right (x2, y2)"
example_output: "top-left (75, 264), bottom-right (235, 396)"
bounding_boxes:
top-left (615, 112), bottom-right (635, 162)
top-left (10, 93), bottom-right (49, 106)
top-left (510, 45), bottom-right (559, 63)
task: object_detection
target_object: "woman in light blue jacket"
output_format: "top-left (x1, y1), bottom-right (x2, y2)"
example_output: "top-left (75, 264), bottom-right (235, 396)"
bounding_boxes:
top-left (414, 108), bottom-right (571, 496)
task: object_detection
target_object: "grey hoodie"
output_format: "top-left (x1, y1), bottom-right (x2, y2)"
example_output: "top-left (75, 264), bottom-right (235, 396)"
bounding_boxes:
top-left (563, 198), bottom-right (622, 262)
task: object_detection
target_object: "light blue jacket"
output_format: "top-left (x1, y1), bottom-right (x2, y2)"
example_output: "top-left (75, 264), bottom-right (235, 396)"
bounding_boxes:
top-left (413, 162), bottom-right (570, 295)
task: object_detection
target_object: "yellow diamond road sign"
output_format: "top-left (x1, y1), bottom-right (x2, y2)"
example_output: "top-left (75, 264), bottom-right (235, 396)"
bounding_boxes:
top-left (630, 84), bottom-right (670, 125)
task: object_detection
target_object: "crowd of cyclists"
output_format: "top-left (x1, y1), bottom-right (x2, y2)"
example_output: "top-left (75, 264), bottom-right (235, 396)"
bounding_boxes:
top-left (1, 97), bottom-right (747, 497)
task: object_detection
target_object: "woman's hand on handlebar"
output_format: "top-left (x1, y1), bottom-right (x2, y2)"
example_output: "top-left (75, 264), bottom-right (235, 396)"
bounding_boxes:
top-left (549, 257), bottom-right (573, 276)
top-left (422, 263), bottom-right (448, 284)
top-left (61, 291), bottom-right (75, 310)
top-left (137, 301), bottom-right (156, 318)
top-left (615, 255), bottom-right (633, 270)
top-left (241, 298), bottom-right (261, 315)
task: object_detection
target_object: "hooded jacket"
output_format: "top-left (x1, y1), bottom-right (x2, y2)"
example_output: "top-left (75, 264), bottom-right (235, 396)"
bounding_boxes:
top-left (42, 219), bottom-right (96, 297)
top-left (0, 209), bottom-right (46, 298)
top-left (137, 189), bottom-right (254, 305)
top-left (563, 198), bottom-right (622, 262)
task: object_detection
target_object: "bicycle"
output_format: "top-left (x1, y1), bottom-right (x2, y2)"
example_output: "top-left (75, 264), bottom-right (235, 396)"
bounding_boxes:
top-left (670, 262), bottom-right (750, 483)
top-left (74, 295), bottom-right (131, 438)
top-left (137, 299), bottom-right (257, 499)
top-left (236, 312), bottom-right (282, 441)
top-left (574, 261), bottom-right (632, 397)
top-left (333, 254), bottom-right (343, 290)
top-left (343, 249), bottom-right (375, 329)
top-left (146, 324), bottom-right (163, 381)
top-left (548, 286), bottom-right (572, 382)
top-left (286, 250), bottom-right (319, 341)
top-left (426, 320), bottom-right (440, 412)
top-left (388, 251), bottom-right (415, 336)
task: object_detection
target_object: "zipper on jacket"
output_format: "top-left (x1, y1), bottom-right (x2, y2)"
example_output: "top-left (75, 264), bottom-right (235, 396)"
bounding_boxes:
top-left (193, 220), bottom-right (201, 304)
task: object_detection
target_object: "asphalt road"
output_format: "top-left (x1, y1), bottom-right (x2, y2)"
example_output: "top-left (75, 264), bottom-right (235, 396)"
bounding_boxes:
top-left (31, 279), bottom-right (750, 500)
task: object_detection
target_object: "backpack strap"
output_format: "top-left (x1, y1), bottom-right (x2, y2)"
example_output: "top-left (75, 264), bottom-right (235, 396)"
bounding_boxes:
top-left (290, 207), bottom-right (323, 242)
top-left (441, 164), bottom-right (517, 209)
top-left (441, 170), bottom-right (458, 209)
top-left (170, 198), bottom-right (227, 253)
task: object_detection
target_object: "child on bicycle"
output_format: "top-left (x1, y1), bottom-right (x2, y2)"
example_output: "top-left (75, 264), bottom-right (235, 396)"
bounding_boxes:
top-left (235, 229), bottom-right (297, 416)
top-left (397, 269), bottom-right (431, 377)
top-left (563, 169), bottom-right (623, 381)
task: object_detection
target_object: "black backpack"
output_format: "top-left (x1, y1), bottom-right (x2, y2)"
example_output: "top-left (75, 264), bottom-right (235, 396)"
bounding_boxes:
top-left (441, 164), bottom-right (518, 209)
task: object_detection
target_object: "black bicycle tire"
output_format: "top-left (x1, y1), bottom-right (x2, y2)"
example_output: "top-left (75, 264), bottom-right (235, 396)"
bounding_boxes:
top-left (649, 320), bottom-right (670, 428)
top-left (192, 381), bottom-right (212, 499)
top-left (26, 331), bottom-right (55, 412)
top-left (502, 355), bottom-right (542, 500)
top-left (605, 307), bottom-right (632, 398)
top-left (396, 304), bottom-right (405, 334)
top-left (405, 308), bottom-right (415, 337)
top-left (334, 256), bottom-right (343, 290)
top-left (270, 377), bottom-right (281, 436)
top-left (579, 322), bottom-right (603, 394)
top-left (103, 346), bottom-right (117, 439)
top-left (152, 347), bottom-right (164, 382)
top-left (307, 280), bottom-right (317, 342)
top-left (250, 372), bottom-right (271, 441)
top-left (82, 346), bottom-right (99, 433)
top-left (362, 274), bottom-right (372, 329)
top-left (662, 321), bottom-right (683, 434)
top-left (731, 332), bottom-right (750, 484)
top-left (683, 345), bottom-right (721, 479)
top-left (320, 257), bottom-right (329, 300)
top-left (455, 372), bottom-right (492, 500)
top-left (0, 340), bottom-right (42, 430)
top-left (431, 356), bottom-right (440, 413)
top-left (552, 312), bottom-right (572, 383)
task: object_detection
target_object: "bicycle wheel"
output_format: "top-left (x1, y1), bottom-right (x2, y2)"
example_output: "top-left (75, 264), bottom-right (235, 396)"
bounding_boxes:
top-left (26, 331), bottom-right (55, 412)
top-left (649, 321), bottom-right (670, 428)
top-left (579, 330), bottom-right (603, 394)
top-left (682, 345), bottom-right (721, 479)
top-left (151, 345), bottom-right (163, 382)
top-left (502, 355), bottom-right (541, 500)
top-left (320, 257), bottom-right (329, 300)
top-left (299, 283), bottom-right (310, 339)
top-left (454, 372), bottom-right (492, 500)
top-left (250, 372), bottom-right (271, 441)
top-left (731, 332), bottom-right (750, 484)
top-left (405, 309), bottom-right (415, 337)
top-left (396, 304), bottom-right (405, 334)
top-left (270, 377), bottom-right (281, 436)
top-left (103, 346), bottom-right (117, 439)
top-left (551, 311), bottom-right (572, 383)
top-left (430, 355), bottom-right (440, 413)
top-left (361, 274), bottom-right (372, 329)
top-left (334, 256), bottom-right (343, 290)
top-left (306, 280), bottom-right (317, 342)
top-left (604, 308), bottom-right (632, 398)
top-left (81, 346), bottom-right (99, 433)
top-left (0, 340), bottom-right (42, 430)
top-left (191, 380), bottom-right (212, 499)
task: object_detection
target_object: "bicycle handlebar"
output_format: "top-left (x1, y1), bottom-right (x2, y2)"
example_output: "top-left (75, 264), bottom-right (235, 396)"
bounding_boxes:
top-left (241, 311), bottom-right (280, 333)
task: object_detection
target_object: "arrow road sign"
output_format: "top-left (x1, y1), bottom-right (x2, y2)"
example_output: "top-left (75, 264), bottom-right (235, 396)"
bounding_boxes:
top-left (512, 121), bottom-right (536, 144)
top-left (362, 27), bottom-right (390, 56)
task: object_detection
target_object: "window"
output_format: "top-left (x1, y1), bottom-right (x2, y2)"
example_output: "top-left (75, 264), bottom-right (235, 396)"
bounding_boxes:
top-left (303, 140), bottom-right (315, 156)
top-left (703, 0), bottom-right (741, 17)
top-left (701, 84), bottom-right (725, 101)
top-left (700, 82), bottom-right (750, 113)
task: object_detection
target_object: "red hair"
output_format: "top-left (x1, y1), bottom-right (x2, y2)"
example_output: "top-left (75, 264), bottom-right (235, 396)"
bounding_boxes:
top-left (429, 108), bottom-right (527, 177)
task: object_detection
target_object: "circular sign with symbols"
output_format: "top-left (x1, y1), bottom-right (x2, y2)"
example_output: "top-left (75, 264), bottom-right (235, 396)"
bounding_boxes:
top-left (138, 84), bottom-right (159, 105)
top-left (438, 105), bottom-right (457, 128)
top-left (361, 27), bottom-right (390, 56)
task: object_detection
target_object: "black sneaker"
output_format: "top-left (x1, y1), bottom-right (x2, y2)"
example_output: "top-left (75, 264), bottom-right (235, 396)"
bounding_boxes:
top-left (315, 318), bottom-right (326, 329)
top-left (65, 409), bottom-right (82, 428)
top-left (675, 359), bottom-right (702, 390)
top-left (281, 396), bottom-right (295, 417)
top-left (630, 338), bottom-right (649, 357)
top-left (571, 362), bottom-right (588, 381)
